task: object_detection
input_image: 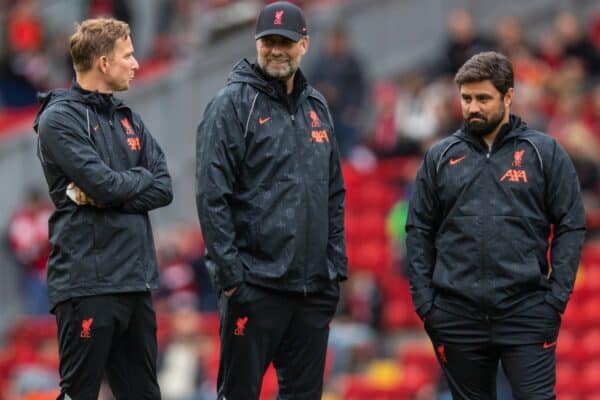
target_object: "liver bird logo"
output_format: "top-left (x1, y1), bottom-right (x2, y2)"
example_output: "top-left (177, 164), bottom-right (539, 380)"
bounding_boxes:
top-left (234, 316), bottom-right (248, 336)
top-left (274, 10), bottom-right (284, 25)
top-left (80, 318), bottom-right (94, 339)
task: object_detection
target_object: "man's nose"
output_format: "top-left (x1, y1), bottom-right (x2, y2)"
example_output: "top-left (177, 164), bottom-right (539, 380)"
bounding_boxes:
top-left (468, 101), bottom-right (481, 114)
top-left (270, 44), bottom-right (284, 54)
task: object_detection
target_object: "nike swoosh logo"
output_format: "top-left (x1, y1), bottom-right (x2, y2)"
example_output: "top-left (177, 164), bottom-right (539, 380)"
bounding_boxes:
top-left (258, 117), bottom-right (271, 125)
top-left (449, 156), bottom-right (466, 165)
top-left (543, 340), bottom-right (557, 349)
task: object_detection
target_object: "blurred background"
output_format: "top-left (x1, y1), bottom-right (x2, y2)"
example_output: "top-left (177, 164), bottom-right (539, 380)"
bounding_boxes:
top-left (1, 0), bottom-right (600, 399)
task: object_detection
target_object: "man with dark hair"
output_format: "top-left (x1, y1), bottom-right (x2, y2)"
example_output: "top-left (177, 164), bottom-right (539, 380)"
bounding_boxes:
top-left (406, 51), bottom-right (585, 399)
top-left (195, 2), bottom-right (347, 399)
top-left (33, 17), bottom-right (172, 399)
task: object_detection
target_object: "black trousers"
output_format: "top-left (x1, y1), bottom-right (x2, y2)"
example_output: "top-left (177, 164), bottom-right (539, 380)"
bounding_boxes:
top-left (217, 282), bottom-right (339, 400)
top-left (54, 292), bottom-right (160, 400)
top-left (425, 301), bottom-right (561, 400)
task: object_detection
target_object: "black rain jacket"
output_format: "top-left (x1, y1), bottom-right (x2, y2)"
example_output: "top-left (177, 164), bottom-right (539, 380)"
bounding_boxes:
top-left (195, 59), bottom-right (347, 293)
top-left (406, 115), bottom-right (585, 319)
top-left (33, 82), bottom-right (173, 311)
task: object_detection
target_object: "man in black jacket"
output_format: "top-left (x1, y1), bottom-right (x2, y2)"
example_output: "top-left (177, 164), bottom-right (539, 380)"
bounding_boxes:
top-left (195, 2), bottom-right (347, 399)
top-left (33, 18), bottom-right (172, 399)
top-left (407, 51), bottom-right (585, 399)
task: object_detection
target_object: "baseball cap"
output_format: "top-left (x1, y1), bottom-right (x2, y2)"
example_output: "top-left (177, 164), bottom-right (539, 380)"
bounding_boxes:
top-left (255, 1), bottom-right (308, 42)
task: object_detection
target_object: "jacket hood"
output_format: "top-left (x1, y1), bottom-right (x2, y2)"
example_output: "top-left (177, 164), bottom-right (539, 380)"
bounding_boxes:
top-left (226, 58), bottom-right (309, 101)
top-left (227, 59), bottom-right (272, 93)
top-left (33, 81), bottom-right (124, 134)
top-left (454, 114), bottom-right (528, 148)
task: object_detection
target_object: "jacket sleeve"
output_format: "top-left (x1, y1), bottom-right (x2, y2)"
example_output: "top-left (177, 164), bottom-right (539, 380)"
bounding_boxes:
top-left (195, 93), bottom-right (246, 290)
top-left (544, 141), bottom-right (586, 313)
top-left (328, 129), bottom-right (348, 280)
top-left (38, 108), bottom-right (153, 204)
top-left (406, 150), bottom-right (442, 320)
top-left (120, 119), bottom-right (173, 213)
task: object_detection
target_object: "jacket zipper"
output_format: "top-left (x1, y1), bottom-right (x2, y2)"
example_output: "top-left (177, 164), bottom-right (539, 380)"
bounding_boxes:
top-left (288, 103), bottom-right (308, 295)
top-left (482, 144), bottom-right (492, 315)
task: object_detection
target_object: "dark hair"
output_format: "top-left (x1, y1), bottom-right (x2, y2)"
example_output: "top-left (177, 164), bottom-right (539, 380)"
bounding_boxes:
top-left (70, 18), bottom-right (130, 73)
top-left (454, 51), bottom-right (514, 96)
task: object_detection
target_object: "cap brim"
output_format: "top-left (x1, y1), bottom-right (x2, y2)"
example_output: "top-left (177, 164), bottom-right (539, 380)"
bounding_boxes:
top-left (255, 29), bottom-right (304, 42)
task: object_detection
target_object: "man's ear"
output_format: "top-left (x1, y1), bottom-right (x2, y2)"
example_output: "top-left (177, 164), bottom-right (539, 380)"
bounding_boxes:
top-left (504, 87), bottom-right (514, 107)
top-left (300, 35), bottom-right (309, 55)
top-left (97, 55), bottom-right (109, 74)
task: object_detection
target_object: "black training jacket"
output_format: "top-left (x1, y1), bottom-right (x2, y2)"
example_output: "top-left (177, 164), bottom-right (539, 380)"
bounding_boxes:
top-left (195, 59), bottom-right (347, 293)
top-left (406, 115), bottom-right (585, 319)
top-left (33, 82), bottom-right (173, 311)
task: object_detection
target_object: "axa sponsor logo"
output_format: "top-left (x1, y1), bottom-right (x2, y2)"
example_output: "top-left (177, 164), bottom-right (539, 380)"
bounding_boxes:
top-left (308, 110), bottom-right (329, 143)
top-left (501, 149), bottom-right (528, 183)
top-left (310, 130), bottom-right (329, 143)
top-left (126, 138), bottom-right (141, 151)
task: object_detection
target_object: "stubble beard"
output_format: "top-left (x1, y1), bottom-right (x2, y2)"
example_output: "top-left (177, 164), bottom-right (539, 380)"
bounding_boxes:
top-left (258, 56), bottom-right (300, 82)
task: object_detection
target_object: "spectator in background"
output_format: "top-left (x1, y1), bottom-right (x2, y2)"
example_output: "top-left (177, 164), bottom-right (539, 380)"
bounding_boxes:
top-left (308, 23), bottom-right (366, 158)
top-left (158, 309), bottom-right (216, 400)
top-left (7, 187), bottom-right (52, 315)
top-left (86, 0), bottom-right (132, 25)
top-left (369, 79), bottom-right (400, 156)
top-left (0, 0), bottom-right (49, 108)
top-left (494, 16), bottom-right (528, 59)
top-left (554, 11), bottom-right (600, 76)
top-left (437, 9), bottom-right (493, 76)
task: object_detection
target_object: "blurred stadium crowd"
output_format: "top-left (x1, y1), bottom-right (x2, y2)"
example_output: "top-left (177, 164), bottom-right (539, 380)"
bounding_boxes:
top-left (2, 0), bottom-right (600, 399)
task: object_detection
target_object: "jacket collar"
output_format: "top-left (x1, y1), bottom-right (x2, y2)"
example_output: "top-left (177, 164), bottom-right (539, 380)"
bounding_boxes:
top-left (227, 59), bottom-right (310, 109)
top-left (454, 114), bottom-right (528, 150)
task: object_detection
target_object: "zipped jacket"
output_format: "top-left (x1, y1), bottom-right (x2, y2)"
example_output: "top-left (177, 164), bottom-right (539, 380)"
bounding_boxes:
top-left (195, 59), bottom-right (347, 293)
top-left (406, 115), bottom-right (585, 319)
top-left (33, 82), bottom-right (173, 311)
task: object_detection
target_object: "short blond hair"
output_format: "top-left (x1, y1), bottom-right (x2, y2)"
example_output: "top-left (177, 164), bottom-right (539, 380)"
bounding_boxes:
top-left (70, 18), bottom-right (130, 73)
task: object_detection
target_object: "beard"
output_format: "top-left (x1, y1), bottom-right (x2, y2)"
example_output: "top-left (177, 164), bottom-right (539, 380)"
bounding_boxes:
top-left (463, 104), bottom-right (506, 137)
top-left (258, 55), bottom-right (300, 82)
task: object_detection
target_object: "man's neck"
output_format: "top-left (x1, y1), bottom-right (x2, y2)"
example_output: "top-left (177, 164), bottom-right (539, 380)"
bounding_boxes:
top-left (482, 115), bottom-right (511, 147)
top-left (76, 73), bottom-right (112, 94)
top-left (285, 74), bottom-right (295, 95)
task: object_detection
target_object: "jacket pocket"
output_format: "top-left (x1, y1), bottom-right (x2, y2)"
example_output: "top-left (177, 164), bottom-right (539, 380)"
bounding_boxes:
top-left (94, 215), bottom-right (142, 281)
top-left (247, 180), bottom-right (298, 279)
top-left (65, 222), bottom-right (96, 284)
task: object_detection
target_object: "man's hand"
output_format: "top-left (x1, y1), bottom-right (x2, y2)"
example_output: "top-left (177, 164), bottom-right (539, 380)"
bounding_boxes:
top-left (223, 287), bottom-right (237, 297)
top-left (66, 182), bottom-right (97, 206)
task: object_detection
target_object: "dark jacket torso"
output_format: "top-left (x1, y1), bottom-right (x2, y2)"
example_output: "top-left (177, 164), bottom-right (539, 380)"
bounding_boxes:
top-left (34, 82), bottom-right (173, 310)
top-left (195, 60), bottom-right (347, 293)
top-left (406, 116), bottom-right (585, 319)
